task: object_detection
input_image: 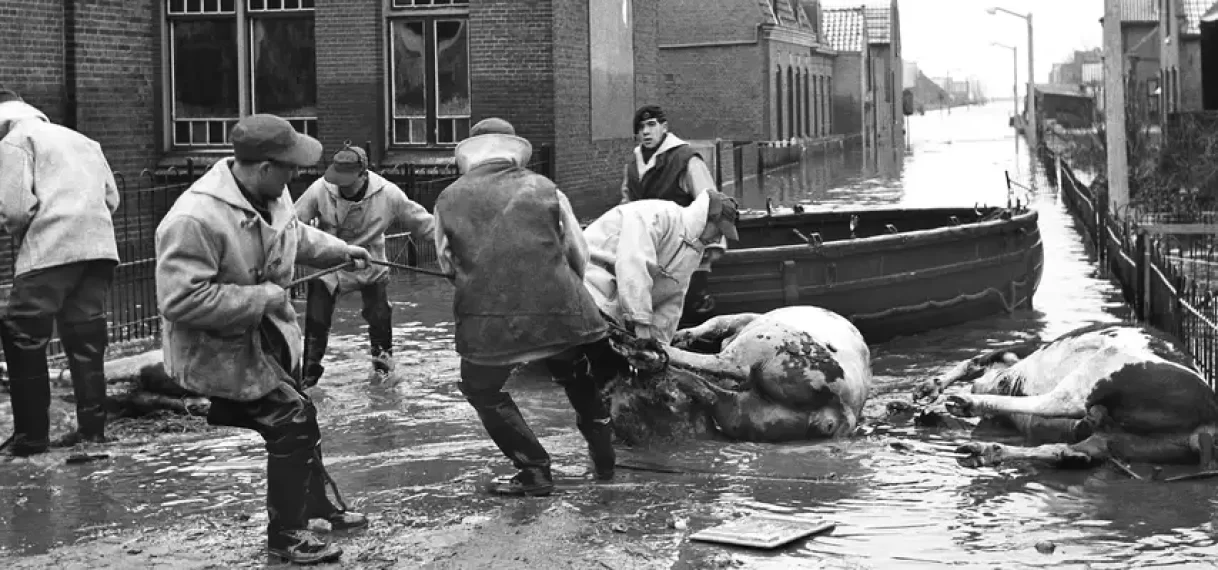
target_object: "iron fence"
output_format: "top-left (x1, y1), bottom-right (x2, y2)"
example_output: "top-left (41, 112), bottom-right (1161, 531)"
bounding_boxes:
top-left (709, 136), bottom-right (848, 198)
top-left (1043, 145), bottom-right (1218, 388)
top-left (2, 145), bottom-right (554, 360)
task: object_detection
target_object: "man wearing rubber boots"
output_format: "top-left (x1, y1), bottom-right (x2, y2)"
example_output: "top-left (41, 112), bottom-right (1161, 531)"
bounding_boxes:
top-left (434, 118), bottom-right (623, 496)
top-left (584, 190), bottom-right (740, 344)
top-left (618, 105), bottom-right (727, 325)
top-left (156, 114), bottom-right (372, 565)
top-left (0, 88), bottom-right (120, 457)
top-left (296, 143), bottom-right (435, 386)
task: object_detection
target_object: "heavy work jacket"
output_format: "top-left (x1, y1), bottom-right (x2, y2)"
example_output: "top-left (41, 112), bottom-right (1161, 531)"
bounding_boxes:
top-left (155, 159), bottom-right (352, 401)
top-left (434, 157), bottom-right (607, 366)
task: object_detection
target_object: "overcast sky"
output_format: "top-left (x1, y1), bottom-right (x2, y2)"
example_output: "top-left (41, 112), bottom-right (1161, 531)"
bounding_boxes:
top-left (900, 0), bottom-right (1104, 96)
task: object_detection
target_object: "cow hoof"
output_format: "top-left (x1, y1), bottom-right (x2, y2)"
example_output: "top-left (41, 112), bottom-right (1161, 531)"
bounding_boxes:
top-left (670, 331), bottom-right (696, 350)
top-left (912, 379), bottom-right (942, 403)
top-left (945, 395), bottom-right (976, 417)
top-left (956, 442), bottom-right (1003, 468)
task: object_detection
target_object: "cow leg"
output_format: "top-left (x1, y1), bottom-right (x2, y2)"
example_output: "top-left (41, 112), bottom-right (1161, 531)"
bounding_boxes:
top-left (670, 313), bottom-right (762, 352)
top-left (957, 431), bottom-right (1205, 469)
top-left (1070, 405), bottom-right (1110, 443)
top-left (914, 350), bottom-right (1025, 403)
top-left (946, 367), bottom-right (1092, 419)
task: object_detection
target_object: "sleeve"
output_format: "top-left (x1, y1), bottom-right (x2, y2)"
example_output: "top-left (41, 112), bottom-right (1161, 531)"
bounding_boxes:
top-left (294, 222), bottom-right (352, 268)
top-left (98, 146), bottom-right (120, 214)
top-left (615, 208), bottom-right (663, 325)
top-left (680, 156), bottom-right (716, 200)
top-left (389, 185), bottom-right (437, 242)
top-left (619, 164), bottom-right (633, 204)
top-left (155, 215), bottom-right (275, 331)
top-left (433, 205), bottom-right (455, 276)
top-left (0, 143), bottom-right (36, 238)
top-left (294, 182), bottom-right (321, 225)
top-left (556, 189), bottom-right (588, 279)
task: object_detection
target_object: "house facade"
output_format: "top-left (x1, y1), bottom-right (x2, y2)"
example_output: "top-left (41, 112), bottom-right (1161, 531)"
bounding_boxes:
top-left (656, 0), bottom-right (836, 142)
top-left (1160, 0), bottom-right (1208, 113)
top-left (1115, 0), bottom-right (1162, 117)
top-left (0, 0), bottom-right (660, 217)
top-left (823, 6), bottom-right (873, 149)
top-left (822, 0), bottom-right (903, 149)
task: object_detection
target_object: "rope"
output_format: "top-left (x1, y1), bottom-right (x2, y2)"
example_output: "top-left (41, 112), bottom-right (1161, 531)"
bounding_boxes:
top-left (286, 261), bottom-right (355, 289)
top-left (367, 258), bottom-right (454, 279)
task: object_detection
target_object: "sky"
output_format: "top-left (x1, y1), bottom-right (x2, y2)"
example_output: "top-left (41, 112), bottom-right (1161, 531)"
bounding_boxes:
top-left (898, 0), bottom-right (1104, 97)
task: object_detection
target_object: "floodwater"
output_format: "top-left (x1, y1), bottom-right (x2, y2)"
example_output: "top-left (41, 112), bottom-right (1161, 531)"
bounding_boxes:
top-left (4, 102), bottom-right (1218, 568)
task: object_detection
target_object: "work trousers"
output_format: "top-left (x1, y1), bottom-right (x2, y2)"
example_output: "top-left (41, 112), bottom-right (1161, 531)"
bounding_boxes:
top-left (303, 280), bottom-right (392, 383)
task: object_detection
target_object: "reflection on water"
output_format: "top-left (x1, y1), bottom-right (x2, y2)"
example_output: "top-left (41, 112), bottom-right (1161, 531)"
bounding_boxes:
top-left (3, 103), bottom-right (1216, 568)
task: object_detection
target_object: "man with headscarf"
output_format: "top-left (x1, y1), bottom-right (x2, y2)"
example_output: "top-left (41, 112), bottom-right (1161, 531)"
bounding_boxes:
top-left (0, 87), bottom-right (120, 456)
top-left (433, 118), bottom-right (623, 496)
top-left (584, 190), bottom-right (740, 344)
top-left (619, 104), bottom-right (728, 323)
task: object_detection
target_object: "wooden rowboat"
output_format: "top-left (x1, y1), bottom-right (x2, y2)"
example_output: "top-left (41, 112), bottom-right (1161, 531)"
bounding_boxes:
top-left (687, 205), bottom-right (1044, 343)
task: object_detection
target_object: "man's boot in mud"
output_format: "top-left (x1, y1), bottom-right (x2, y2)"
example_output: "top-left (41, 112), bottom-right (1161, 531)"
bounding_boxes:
top-left (1, 318), bottom-right (52, 457)
top-left (305, 445), bottom-right (369, 531)
top-left (562, 376), bottom-right (616, 482)
top-left (368, 349), bottom-right (394, 385)
top-left (267, 446), bottom-right (343, 565)
top-left (52, 318), bottom-right (114, 448)
top-left (469, 395), bottom-right (555, 496)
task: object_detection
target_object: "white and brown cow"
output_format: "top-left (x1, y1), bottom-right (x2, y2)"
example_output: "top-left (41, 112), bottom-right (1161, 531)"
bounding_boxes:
top-left (914, 323), bottom-right (1218, 468)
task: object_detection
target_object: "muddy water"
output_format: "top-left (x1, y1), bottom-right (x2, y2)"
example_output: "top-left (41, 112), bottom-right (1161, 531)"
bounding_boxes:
top-left (4, 102), bottom-right (1218, 567)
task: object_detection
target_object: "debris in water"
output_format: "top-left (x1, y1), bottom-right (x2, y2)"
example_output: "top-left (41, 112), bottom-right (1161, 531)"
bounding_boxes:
top-left (65, 453), bottom-right (110, 464)
top-left (689, 514), bottom-right (835, 550)
top-left (610, 522), bottom-right (627, 533)
top-left (1035, 541), bottom-right (1056, 554)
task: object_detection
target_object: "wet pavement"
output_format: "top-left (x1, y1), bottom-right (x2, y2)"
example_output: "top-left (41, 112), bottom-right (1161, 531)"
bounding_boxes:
top-left (4, 102), bottom-right (1218, 568)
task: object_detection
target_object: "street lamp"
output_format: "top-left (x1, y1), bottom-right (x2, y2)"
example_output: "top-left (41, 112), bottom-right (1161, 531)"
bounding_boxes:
top-left (991, 42), bottom-right (1019, 123)
top-left (987, 6), bottom-right (1037, 152)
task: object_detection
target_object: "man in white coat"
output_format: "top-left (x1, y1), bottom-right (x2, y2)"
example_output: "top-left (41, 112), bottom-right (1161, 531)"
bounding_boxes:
top-left (582, 190), bottom-right (740, 344)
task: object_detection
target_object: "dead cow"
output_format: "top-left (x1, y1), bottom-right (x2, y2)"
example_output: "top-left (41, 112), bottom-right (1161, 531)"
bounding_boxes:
top-left (915, 323), bottom-right (1218, 469)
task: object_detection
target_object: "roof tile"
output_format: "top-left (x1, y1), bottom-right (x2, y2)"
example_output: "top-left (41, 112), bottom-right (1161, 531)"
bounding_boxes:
top-left (822, 7), bottom-right (866, 52)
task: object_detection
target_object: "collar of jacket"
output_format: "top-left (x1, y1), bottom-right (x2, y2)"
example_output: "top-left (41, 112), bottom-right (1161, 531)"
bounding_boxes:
top-left (190, 159), bottom-right (297, 231)
top-left (0, 100), bottom-right (49, 140)
top-left (678, 190), bottom-right (711, 245)
top-left (633, 133), bottom-right (689, 179)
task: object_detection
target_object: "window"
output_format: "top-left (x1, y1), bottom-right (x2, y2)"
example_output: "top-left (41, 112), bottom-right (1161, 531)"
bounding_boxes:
top-left (388, 4), bottom-right (471, 146)
top-left (165, 0), bottom-right (317, 149)
top-left (776, 67), bottom-right (784, 140)
top-left (810, 75), bottom-right (817, 137)
top-left (794, 69), bottom-right (802, 137)
top-left (787, 67), bottom-right (795, 139)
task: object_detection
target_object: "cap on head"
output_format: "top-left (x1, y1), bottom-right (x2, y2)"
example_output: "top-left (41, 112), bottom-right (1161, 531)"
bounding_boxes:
top-left (469, 117), bottom-right (517, 137)
top-left (633, 105), bottom-right (666, 133)
top-left (230, 113), bottom-right (322, 167)
top-left (706, 190), bottom-right (741, 242)
top-left (323, 142), bottom-right (369, 186)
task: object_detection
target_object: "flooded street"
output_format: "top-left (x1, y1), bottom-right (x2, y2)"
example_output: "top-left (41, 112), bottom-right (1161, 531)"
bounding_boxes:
top-left (5, 102), bottom-right (1218, 569)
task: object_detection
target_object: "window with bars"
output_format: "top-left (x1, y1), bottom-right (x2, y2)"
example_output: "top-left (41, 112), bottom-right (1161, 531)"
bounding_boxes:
top-left (165, 0), bottom-right (317, 149)
top-left (388, 16), bottom-right (471, 146)
top-left (392, 0), bottom-right (468, 7)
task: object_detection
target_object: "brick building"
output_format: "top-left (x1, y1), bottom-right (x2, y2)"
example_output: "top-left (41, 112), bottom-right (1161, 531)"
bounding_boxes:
top-left (0, 0), bottom-right (659, 218)
top-left (655, 0), bottom-right (835, 142)
top-left (822, 6), bottom-right (874, 149)
top-left (822, 0), bottom-right (902, 149)
top-left (1161, 0), bottom-right (1210, 113)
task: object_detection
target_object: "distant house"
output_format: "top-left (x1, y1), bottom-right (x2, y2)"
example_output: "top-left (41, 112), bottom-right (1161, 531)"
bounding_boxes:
top-left (657, 0), bottom-right (836, 142)
top-left (822, 0), bottom-right (903, 148)
top-left (1160, 0), bottom-right (1210, 112)
top-left (1097, 0), bottom-right (1160, 117)
top-left (822, 6), bottom-right (874, 149)
top-left (1035, 84), bottom-right (1096, 129)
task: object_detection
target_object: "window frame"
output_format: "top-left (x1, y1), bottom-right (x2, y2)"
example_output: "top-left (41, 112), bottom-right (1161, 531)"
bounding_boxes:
top-left (160, 0), bottom-right (318, 152)
top-left (385, 1), bottom-right (471, 149)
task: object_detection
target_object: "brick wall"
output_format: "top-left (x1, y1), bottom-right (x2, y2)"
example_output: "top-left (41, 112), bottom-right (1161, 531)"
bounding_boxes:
top-left (72, 0), bottom-right (160, 177)
top-left (659, 0), bottom-right (758, 45)
top-left (552, 0), bottom-right (659, 219)
top-left (0, 0), bottom-right (65, 124)
top-left (469, 0), bottom-right (556, 146)
top-left (316, 0), bottom-right (384, 161)
top-left (831, 52), bottom-right (863, 138)
top-left (1182, 40), bottom-right (1204, 112)
top-left (659, 45), bottom-right (766, 141)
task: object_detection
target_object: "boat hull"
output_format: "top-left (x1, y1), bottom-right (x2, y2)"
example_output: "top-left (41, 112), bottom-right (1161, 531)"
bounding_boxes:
top-left (691, 207), bottom-right (1044, 343)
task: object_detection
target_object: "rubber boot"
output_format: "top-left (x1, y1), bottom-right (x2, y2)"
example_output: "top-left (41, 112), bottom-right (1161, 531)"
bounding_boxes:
top-left (305, 445), bottom-right (368, 531)
top-left (467, 395), bottom-right (555, 496)
top-left (563, 381), bottom-right (616, 481)
top-left (1, 317), bottom-right (52, 457)
top-left (267, 446), bottom-right (342, 564)
top-left (52, 318), bottom-right (112, 447)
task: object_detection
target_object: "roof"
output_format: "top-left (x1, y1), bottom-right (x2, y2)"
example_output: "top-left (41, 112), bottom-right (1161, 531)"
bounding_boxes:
top-left (1121, 0), bottom-right (1159, 22)
top-left (1035, 83), bottom-right (1092, 98)
top-left (820, 0), bottom-right (894, 44)
top-left (822, 7), bottom-right (866, 51)
top-left (1182, 0), bottom-right (1210, 35)
top-left (759, 0), bottom-right (816, 30)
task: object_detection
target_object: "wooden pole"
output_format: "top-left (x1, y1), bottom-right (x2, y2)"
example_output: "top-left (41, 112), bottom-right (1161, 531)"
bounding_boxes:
top-left (1025, 14), bottom-right (1037, 152)
top-left (1104, 0), bottom-right (1130, 214)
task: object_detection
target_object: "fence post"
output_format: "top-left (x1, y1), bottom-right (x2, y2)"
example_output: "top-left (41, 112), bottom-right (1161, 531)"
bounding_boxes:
top-left (734, 144), bottom-right (744, 195)
top-left (1135, 231), bottom-right (1147, 321)
top-left (714, 138), bottom-right (723, 189)
top-left (1055, 155), bottom-right (1062, 191)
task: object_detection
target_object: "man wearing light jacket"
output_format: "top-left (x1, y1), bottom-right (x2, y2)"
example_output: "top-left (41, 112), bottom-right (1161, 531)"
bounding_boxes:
top-left (618, 105), bottom-right (727, 323)
top-left (156, 114), bottom-right (372, 564)
top-left (0, 87), bottom-right (120, 457)
top-left (295, 143), bottom-right (436, 386)
top-left (583, 190), bottom-right (740, 344)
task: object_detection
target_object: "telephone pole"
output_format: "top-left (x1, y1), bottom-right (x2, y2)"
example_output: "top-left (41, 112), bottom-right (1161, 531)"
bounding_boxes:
top-left (1103, 0), bottom-right (1129, 213)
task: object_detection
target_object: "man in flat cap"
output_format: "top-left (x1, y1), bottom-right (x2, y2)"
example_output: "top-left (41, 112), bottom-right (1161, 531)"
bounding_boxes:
top-left (619, 104), bottom-right (728, 325)
top-left (434, 118), bottom-right (625, 497)
top-left (0, 87), bottom-right (120, 457)
top-left (295, 142), bottom-right (435, 387)
top-left (584, 189), bottom-right (740, 344)
top-left (155, 114), bottom-right (372, 564)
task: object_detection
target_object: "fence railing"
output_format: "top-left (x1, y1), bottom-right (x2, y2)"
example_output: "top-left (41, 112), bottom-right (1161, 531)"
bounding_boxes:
top-left (3, 145), bottom-right (554, 360)
top-left (1042, 144), bottom-right (1218, 389)
top-left (708, 136), bottom-right (848, 195)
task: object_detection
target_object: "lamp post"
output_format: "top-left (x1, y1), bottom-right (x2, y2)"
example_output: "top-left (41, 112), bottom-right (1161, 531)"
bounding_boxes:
top-left (991, 42), bottom-right (1019, 123)
top-left (987, 6), bottom-right (1036, 152)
